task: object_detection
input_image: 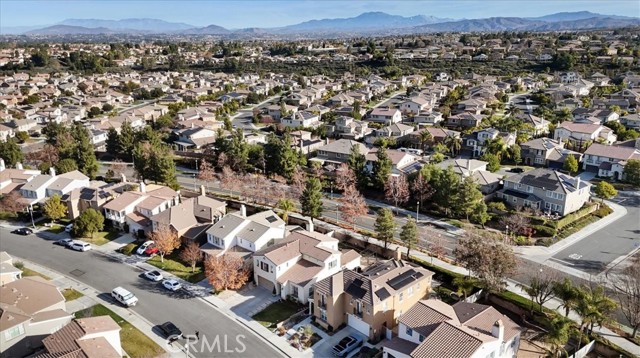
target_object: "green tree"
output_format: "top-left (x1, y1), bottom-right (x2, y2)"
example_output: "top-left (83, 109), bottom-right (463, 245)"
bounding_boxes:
top-left (431, 166), bottom-right (460, 216)
top-left (594, 181), bottom-right (617, 202)
top-left (471, 202), bottom-right (490, 227)
top-left (563, 155), bottom-right (579, 175)
top-left (300, 177), bottom-right (323, 219)
top-left (73, 208), bottom-right (104, 239)
top-left (623, 159), bottom-right (640, 187)
top-left (481, 153), bottom-right (501, 172)
top-left (70, 124), bottom-right (99, 179)
top-left (0, 139), bottom-right (24, 167)
top-left (55, 158), bottom-right (78, 174)
top-left (553, 278), bottom-right (581, 317)
top-left (348, 144), bottom-right (369, 190)
top-left (400, 216), bottom-right (418, 257)
top-left (374, 208), bottom-right (396, 249)
top-left (43, 195), bottom-right (67, 222)
top-left (371, 146), bottom-right (392, 190)
top-left (444, 135), bottom-right (462, 156)
top-left (455, 176), bottom-right (484, 221)
top-left (276, 198), bottom-right (295, 222)
top-left (105, 127), bottom-right (119, 155)
top-left (118, 121), bottom-right (136, 158)
top-left (264, 134), bottom-right (298, 180)
top-left (88, 106), bottom-right (102, 118)
top-left (15, 131), bottom-right (29, 143)
top-left (544, 317), bottom-right (573, 357)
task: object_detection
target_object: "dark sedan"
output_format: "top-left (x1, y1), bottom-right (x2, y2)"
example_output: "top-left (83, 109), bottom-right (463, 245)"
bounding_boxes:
top-left (12, 228), bottom-right (33, 235)
top-left (160, 321), bottom-right (183, 339)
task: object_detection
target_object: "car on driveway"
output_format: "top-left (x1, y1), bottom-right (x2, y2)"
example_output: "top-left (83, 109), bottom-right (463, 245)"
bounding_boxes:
top-left (144, 245), bottom-right (159, 256)
top-left (332, 335), bottom-right (364, 357)
top-left (12, 228), bottom-right (33, 235)
top-left (159, 321), bottom-right (182, 338)
top-left (65, 224), bottom-right (74, 233)
top-left (136, 240), bottom-right (154, 255)
top-left (54, 238), bottom-right (73, 247)
top-left (510, 167), bottom-right (525, 173)
top-left (162, 279), bottom-right (182, 291)
top-left (143, 270), bottom-right (163, 282)
top-left (70, 240), bottom-right (91, 252)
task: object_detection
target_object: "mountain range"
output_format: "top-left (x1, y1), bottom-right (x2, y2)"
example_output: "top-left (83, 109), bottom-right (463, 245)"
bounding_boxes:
top-left (5, 11), bottom-right (638, 37)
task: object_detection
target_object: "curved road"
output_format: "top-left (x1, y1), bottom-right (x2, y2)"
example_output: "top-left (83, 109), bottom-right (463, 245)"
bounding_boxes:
top-left (0, 228), bottom-right (282, 358)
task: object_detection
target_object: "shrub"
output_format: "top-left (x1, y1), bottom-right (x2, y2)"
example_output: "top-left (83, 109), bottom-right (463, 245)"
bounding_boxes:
top-left (14, 261), bottom-right (24, 269)
top-left (593, 204), bottom-right (613, 218)
top-left (120, 243), bottom-right (137, 256)
top-left (488, 202), bottom-right (507, 211)
top-left (513, 236), bottom-right (530, 245)
top-left (531, 224), bottom-right (556, 237)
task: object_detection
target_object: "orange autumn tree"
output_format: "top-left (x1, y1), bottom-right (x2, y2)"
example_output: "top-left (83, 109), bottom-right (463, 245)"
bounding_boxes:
top-left (204, 254), bottom-right (250, 291)
top-left (149, 226), bottom-right (181, 263)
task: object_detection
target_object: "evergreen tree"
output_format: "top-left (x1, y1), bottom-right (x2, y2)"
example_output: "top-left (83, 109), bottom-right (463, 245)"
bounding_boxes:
top-left (374, 208), bottom-right (396, 249)
top-left (471, 202), bottom-right (490, 227)
top-left (106, 128), bottom-right (119, 155)
top-left (73, 208), bottom-right (104, 239)
top-left (624, 159), bottom-right (640, 186)
top-left (118, 121), bottom-right (136, 159)
top-left (300, 177), bottom-right (323, 219)
top-left (400, 216), bottom-right (418, 257)
top-left (371, 146), bottom-right (392, 190)
top-left (55, 158), bottom-right (78, 174)
top-left (70, 124), bottom-right (99, 179)
top-left (431, 166), bottom-right (460, 216)
top-left (0, 139), bottom-right (23, 167)
top-left (348, 144), bottom-right (368, 190)
top-left (563, 155), bottom-right (579, 175)
top-left (455, 176), bottom-right (484, 221)
top-left (481, 153), bottom-right (501, 172)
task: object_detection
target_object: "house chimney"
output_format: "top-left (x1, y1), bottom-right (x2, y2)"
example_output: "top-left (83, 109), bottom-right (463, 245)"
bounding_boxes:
top-left (576, 176), bottom-right (581, 190)
top-left (331, 272), bottom-right (344, 295)
top-left (120, 173), bottom-right (127, 183)
top-left (307, 217), bottom-right (314, 232)
top-left (139, 181), bottom-right (146, 193)
top-left (240, 204), bottom-right (246, 217)
top-left (15, 162), bottom-right (23, 170)
top-left (200, 185), bottom-right (206, 196)
top-left (491, 320), bottom-right (504, 342)
top-left (0, 158), bottom-right (5, 172)
top-left (49, 167), bottom-right (56, 177)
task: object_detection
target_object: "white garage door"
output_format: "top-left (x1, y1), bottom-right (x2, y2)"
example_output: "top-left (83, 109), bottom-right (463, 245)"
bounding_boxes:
top-left (257, 276), bottom-right (275, 292)
top-left (347, 314), bottom-right (370, 337)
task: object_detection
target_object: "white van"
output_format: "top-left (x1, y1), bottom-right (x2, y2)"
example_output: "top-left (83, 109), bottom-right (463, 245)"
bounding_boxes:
top-left (399, 147), bottom-right (424, 156)
top-left (112, 287), bottom-right (138, 307)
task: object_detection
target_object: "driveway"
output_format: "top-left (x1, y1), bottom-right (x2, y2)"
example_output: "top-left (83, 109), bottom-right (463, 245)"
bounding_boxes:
top-left (311, 326), bottom-right (366, 358)
top-left (224, 285), bottom-right (280, 318)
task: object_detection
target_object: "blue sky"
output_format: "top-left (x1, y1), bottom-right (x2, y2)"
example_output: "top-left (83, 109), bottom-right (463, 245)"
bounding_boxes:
top-left (1, 0), bottom-right (638, 28)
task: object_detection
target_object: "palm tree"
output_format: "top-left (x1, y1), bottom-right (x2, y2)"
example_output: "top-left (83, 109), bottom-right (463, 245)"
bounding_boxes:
top-left (552, 278), bottom-right (581, 317)
top-left (544, 316), bottom-right (572, 357)
top-left (444, 135), bottom-right (462, 156)
top-left (276, 198), bottom-right (295, 222)
top-left (419, 130), bottom-right (432, 152)
top-left (486, 138), bottom-right (507, 159)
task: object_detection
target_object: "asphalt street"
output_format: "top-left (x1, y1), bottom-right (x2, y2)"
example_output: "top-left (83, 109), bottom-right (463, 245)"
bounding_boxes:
top-left (550, 191), bottom-right (640, 274)
top-left (0, 228), bottom-right (282, 358)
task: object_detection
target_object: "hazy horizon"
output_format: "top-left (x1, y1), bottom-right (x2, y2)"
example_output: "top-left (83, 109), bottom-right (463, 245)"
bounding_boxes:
top-left (1, 0), bottom-right (638, 29)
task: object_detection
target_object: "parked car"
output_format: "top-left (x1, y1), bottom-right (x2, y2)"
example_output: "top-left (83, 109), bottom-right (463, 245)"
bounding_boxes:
top-left (65, 224), bottom-right (74, 233)
top-left (144, 245), bottom-right (159, 256)
top-left (510, 167), bottom-right (525, 173)
top-left (159, 321), bottom-right (182, 338)
top-left (332, 335), bottom-right (364, 357)
top-left (136, 240), bottom-right (154, 255)
top-left (143, 270), bottom-right (163, 282)
top-left (12, 228), bottom-right (33, 235)
top-left (111, 287), bottom-right (138, 307)
top-left (54, 238), bottom-right (73, 247)
top-left (162, 279), bottom-right (182, 292)
top-left (70, 241), bottom-right (91, 252)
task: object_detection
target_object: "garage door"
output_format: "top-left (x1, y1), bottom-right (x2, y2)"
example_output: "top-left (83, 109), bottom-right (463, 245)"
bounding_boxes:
top-left (347, 314), bottom-right (370, 337)
top-left (257, 276), bottom-right (275, 292)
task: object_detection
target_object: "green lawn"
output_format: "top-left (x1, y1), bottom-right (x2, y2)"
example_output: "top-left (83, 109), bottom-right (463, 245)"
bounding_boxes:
top-left (252, 300), bottom-right (305, 328)
top-left (62, 288), bottom-right (84, 302)
top-left (46, 224), bottom-right (65, 234)
top-left (14, 262), bottom-right (52, 280)
top-left (146, 252), bottom-right (205, 283)
top-left (79, 229), bottom-right (121, 246)
top-left (75, 304), bottom-right (165, 358)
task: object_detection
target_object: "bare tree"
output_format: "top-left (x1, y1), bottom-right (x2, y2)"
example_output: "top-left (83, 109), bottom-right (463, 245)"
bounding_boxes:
top-left (411, 172), bottom-right (434, 208)
top-left (499, 213), bottom-right (531, 237)
top-left (335, 163), bottom-right (356, 192)
top-left (517, 264), bottom-right (559, 314)
top-left (179, 241), bottom-right (203, 273)
top-left (149, 226), bottom-right (181, 263)
top-left (611, 258), bottom-right (640, 337)
top-left (385, 175), bottom-right (410, 213)
top-left (216, 152), bottom-right (228, 169)
top-left (204, 254), bottom-right (250, 292)
top-left (290, 165), bottom-right (307, 198)
top-left (428, 234), bottom-right (446, 260)
top-left (218, 165), bottom-right (238, 197)
top-left (197, 159), bottom-right (215, 192)
top-left (339, 184), bottom-right (368, 230)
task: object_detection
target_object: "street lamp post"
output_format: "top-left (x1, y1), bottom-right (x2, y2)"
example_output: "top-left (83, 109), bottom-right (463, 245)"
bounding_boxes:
top-left (192, 173), bottom-right (197, 192)
top-left (505, 225), bottom-right (509, 244)
top-left (416, 201), bottom-right (420, 223)
top-left (28, 205), bottom-right (35, 229)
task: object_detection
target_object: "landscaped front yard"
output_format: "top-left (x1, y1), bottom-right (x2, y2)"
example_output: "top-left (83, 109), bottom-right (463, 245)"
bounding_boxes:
top-left (252, 300), bottom-right (305, 328)
top-left (146, 252), bottom-right (205, 283)
top-left (78, 229), bottom-right (120, 246)
top-left (13, 262), bottom-right (51, 280)
top-left (62, 288), bottom-right (84, 302)
top-left (75, 304), bottom-right (164, 358)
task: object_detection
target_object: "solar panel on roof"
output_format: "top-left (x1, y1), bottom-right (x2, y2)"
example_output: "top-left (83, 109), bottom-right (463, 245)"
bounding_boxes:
top-left (346, 283), bottom-right (367, 299)
top-left (375, 288), bottom-right (391, 301)
top-left (387, 269), bottom-right (424, 290)
top-left (265, 215), bottom-right (278, 223)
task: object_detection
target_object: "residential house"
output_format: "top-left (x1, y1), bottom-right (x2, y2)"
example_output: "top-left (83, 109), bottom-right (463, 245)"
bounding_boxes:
top-left (0, 123), bottom-right (14, 141)
top-left (201, 206), bottom-right (285, 258)
top-left (620, 113), bottom-right (640, 130)
top-left (401, 128), bottom-right (460, 152)
top-left (366, 149), bottom-right (420, 176)
top-left (0, 251), bottom-right (21, 285)
top-left (373, 123), bottom-right (415, 139)
top-left (0, 277), bottom-right (72, 358)
top-left (314, 139), bottom-right (369, 165)
top-left (463, 129), bottom-right (515, 158)
top-left (326, 93), bottom-right (355, 107)
top-left (582, 141), bottom-right (640, 180)
top-left (437, 159), bottom-right (502, 194)
top-left (290, 130), bottom-right (325, 156)
top-left (454, 99), bottom-right (486, 115)
top-left (368, 108), bottom-right (402, 125)
top-left (516, 113), bottom-right (550, 136)
top-left (267, 104), bottom-right (298, 120)
top-left (34, 316), bottom-right (122, 358)
top-left (313, 260), bottom-right (433, 341)
top-left (399, 97), bottom-right (431, 115)
top-left (328, 116), bottom-right (370, 140)
top-left (553, 122), bottom-right (616, 146)
top-left (382, 300), bottom-right (521, 358)
top-left (520, 138), bottom-right (582, 169)
top-left (173, 127), bottom-right (218, 150)
top-left (253, 229), bottom-right (361, 303)
top-left (62, 181), bottom-right (126, 219)
top-left (446, 113), bottom-right (483, 129)
top-left (281, 111), bottom-right (322, 129)
top-left (412, 111), bottom-right (444, 126)
top-left (19, 169), bottom-right (89, 206)
top-left (151, 195), bottom-right (226, 239)
top-left (497, 168), bottom-right (590, 216)
top-left (0, 160), bottom-right (40, 195)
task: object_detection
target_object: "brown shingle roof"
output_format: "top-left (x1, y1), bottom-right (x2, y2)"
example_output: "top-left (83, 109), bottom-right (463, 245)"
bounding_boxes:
top-left (276, 259), bottom-right (323, 286)
top-left (583, 143), bottom-right (640, 161)
top-left (399, 300), bottom-right (459, 337)
top-left (455, 302), bottom-right (521, 341)
top-left (410, 322), bottom-right (484, 358)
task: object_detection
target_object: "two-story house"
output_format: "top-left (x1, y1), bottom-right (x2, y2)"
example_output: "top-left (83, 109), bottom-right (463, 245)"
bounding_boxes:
top-left (313, 260), bottom-right (433, 341)
top-left (368, 107), bottom-right (402, 125)
top-left (453, 99), bottom-right (486, 115)
top-left (281, 110), bottom-right (322, 129)
top-left (553, 122), bottom-right (617, 145)
top-left (0, 277), bottom-right (72, 358)
top-left (253, 230), bottom-right (361, 303)
top-left (102, 183), bottom-right (179, 232)
top-left (399, 97), bottom-right (431, 115)
top-left (201, 206), bottom-right (285, 258)
top-left (582, 141), bottom-right (640, 180)
top-left (446, 113), bottom-right (483, 129)
top-left (0, 160), bottom-right (40, 195)
top-left (497, 168), bottom-right (590, 216)
top-left (463, 129), bottom-right (516, 158)
top-left (520, 138), bottom-right (582, 169)
top-left (19, 169), bottom-right (90, 206)
top-left (382, 300), bottom-right (521, 358)
top-left (314, 139), bottom-right (369, 165)
top-left (516, 113), bottom-right (550, 136)
top-left (365, 149), bottom-right (420, 176)
top-left (329, 116), bottom-right (370, 140)
top-left (36, 316), bottom-right (123, 358)
top-left (172, 127), bottom-right (218, 150)
top-left (373, 123), bottom-right (415, 139)
top-left (150, 195), bottom-right (226, 238)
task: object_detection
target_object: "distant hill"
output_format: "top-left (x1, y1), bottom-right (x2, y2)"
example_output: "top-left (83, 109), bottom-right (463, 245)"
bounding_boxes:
top-left (59, 18), bottom-right (195, 32)
top-left (181, 24), bottom-right (230, 35)
top-left (531, 11), bottom-right (636, 22)
top-left (279, 11), bottom-right (453, 32)
top-left (25, 25), bottom-right (119, 35)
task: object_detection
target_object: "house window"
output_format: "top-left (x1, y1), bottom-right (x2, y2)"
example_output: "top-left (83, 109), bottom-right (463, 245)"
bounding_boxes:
top-left (408, 286), bottom-right (414, 297)
top-left (406, 327), bottom-right (413, 336)
top-left (527, 186), bottom-right (533, 193)
top-left (419, 335), bottom-right (425, 342)
top-left (320, 309), bottom-right (327, 321)
top-left (292, 285), bottom-right (299, 297)
top-left (260, 262), bottom-right (269, 272)
top-left (328, 260), bottom-right (337, 269)
top-left (535, 157), bottom-right (544, 164)
top-left (4, 324), bottom-right (24, 341)
top-left (399, 292), bottom-right (404, 302)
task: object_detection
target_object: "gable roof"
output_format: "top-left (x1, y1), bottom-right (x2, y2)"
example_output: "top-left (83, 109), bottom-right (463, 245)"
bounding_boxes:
top-left (583, 143), bottom-right (640, 161)
top-left (318, 139), bottom-right (368, 156)
top-left (505, 168), bottom-right (588, 193)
